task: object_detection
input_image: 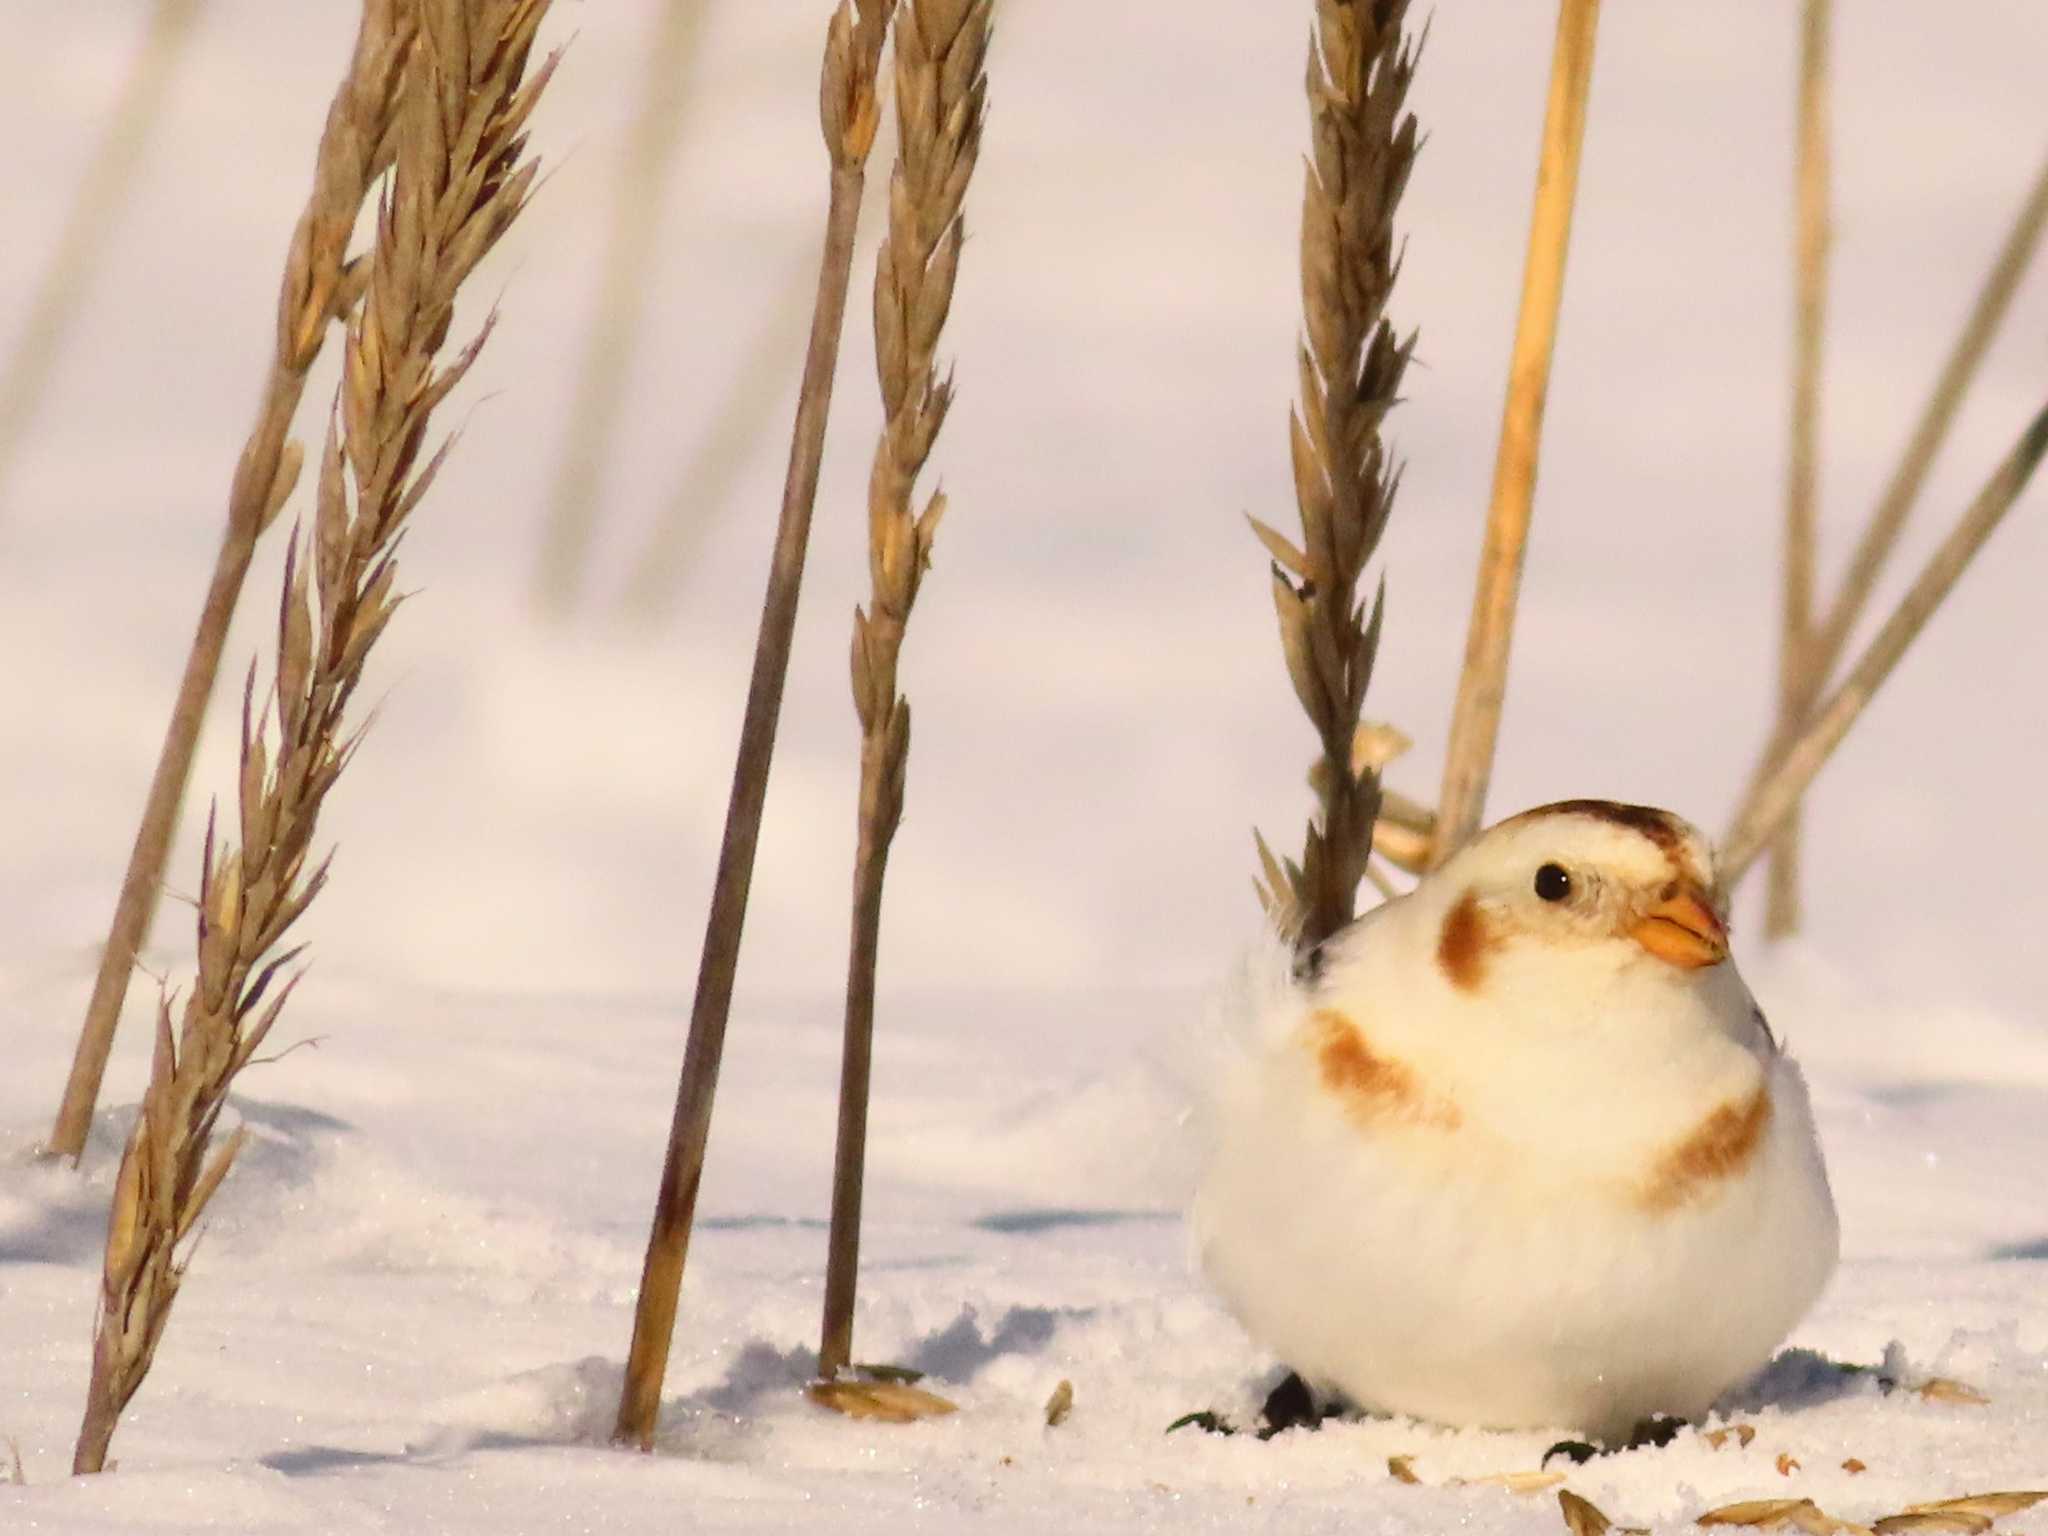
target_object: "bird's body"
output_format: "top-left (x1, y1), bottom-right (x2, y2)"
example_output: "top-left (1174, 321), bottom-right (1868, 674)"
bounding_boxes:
top-left (1192, 801), bottom-right (1837, 1443)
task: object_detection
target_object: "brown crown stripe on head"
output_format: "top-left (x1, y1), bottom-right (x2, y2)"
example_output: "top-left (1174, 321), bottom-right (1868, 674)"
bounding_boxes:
top-left (1510, 799), bottom-right (1711, 887)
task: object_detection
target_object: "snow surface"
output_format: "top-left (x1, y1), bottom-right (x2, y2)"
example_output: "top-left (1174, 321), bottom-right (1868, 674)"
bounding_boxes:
top-left (4, 1), bottom-right (2048, 1531)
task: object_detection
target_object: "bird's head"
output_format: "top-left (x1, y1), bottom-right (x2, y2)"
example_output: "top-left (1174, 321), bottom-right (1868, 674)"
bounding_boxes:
top-left (1426, 799), bottom-right (1729, 996)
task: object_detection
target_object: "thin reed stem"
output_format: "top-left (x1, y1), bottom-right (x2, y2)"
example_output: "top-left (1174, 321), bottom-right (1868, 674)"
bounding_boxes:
top-left (1722, 402), bottom-right (2048, 885)
top-left (1810, 149), bottom-right (2048, 684)
top-left (1729, 147), bottom-right (2048, 846)
top-left (625, 248), bottom-right (817, 620)
top-left (1766, 0), bottom-right (1832, 938)
top-left (819, 0), bottom-right (991, 1381)
top-left (1432, 0), bottom-right (1600, 866)
top-left (535, 0), bottom-right (712, 612)
top-left (74, 0), bottom-right (557, 1472)
top-left (614, 0), bottom-right (893, 1451)
top-left (47, 0), bottom-right (414, 1164)
top-left (0, 0), bottom-right (204, 507)
top-left (1253, 0), bottom-right (1420, 951)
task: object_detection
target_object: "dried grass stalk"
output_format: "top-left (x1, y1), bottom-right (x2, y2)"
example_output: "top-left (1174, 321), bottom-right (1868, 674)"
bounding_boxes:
top-left (73, 0), bottom-right (557, 1473)
top-left (48, 0), bottom-right (416, 1163)
top-left (1808, 150), bottom-right (2048, 686)
top-left (0, 0), bottom-right (204, 507)
top-left (819, 0), bottom-right (991, 1381)
top-left (1766, 0), bottom-right (1831, 938)
top-left (1254, 0), bottom-right (1420, 951)
top-left (613, 0), bottom-right (895, 1453)
top-left (1431, 0), bottom-right (1601, 866)
top-left (535, 0), bottom-right (711, 612)
top-left (1728, 148), bottom-right (2048, 852)
top-left (1721, 401), bottom-right (2048, 884)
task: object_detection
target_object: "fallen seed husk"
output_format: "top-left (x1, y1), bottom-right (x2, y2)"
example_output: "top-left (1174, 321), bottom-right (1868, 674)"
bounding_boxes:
top-left (1043, 1379), bottom-right (1073, 1428)
top-left (1560, 1489), bottom-right (1613, 1536)
top-left (1915, 1378), bottom-right (1990, 1405)
top-left (1872, 1514), bottom-right (1992, 1536)
top-left (1903, 1495), bottom-right (2047, 1522)
top-left (805, 1379), bottom-right (958, 1423)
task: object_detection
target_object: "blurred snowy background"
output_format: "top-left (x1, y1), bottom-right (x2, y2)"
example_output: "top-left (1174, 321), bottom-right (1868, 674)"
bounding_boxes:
top-left (4, 3), bottom-right (2048, 1527)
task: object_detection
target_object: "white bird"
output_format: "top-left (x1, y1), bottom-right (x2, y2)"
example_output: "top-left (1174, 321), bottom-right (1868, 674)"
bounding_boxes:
top-left (1191, 799), bottom-right (1838, 1445)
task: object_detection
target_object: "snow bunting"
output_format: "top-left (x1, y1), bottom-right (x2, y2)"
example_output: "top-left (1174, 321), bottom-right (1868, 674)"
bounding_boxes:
top-left (1192, 800), bottom-right (1837, 1444)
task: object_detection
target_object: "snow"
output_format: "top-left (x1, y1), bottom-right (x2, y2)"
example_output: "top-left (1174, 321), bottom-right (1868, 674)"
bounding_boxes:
top-left (4, 1), bottom-right (2048, 1531)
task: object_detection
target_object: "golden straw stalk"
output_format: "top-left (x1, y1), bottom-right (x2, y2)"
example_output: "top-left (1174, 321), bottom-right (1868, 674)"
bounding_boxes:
top-left (1253, 0), bottom-right (1421, 952)
top-left (48, 0), bottom-right (415, 1163)
top-left (614, 0), bottom-right (896, 1452)
top-left (73, 0), bottom-right (558, 1473)
top-left (819, 0), bottom-right (992, 1382)
top-left (1766, 0), bottom-right (1832, 938)
top-left (1432, 0), bottom-right (1601, 866)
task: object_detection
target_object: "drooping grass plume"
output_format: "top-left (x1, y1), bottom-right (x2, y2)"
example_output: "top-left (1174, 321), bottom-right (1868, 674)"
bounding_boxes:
top-left (0, 0), bottom-right (204, 512)
top-left (1764, 0), bottom-right (1831, 939)
top-left (47, 0), bottom-right (415, 1163)
top-left (1431, 0), bottom-right (1601, 866)
top-left (818, 0), bottom-right (992, 1384)
top-left (535, 0), bottom-right (712, 613)
top-left (1721, 400), bottom-right (2048, 886)
top-left (73, 0), bottom-right (557, 1473)
top-left (614, 0), bottom-right (896, 1453)
top-left (1252, 0), bottom-right (1420, 952)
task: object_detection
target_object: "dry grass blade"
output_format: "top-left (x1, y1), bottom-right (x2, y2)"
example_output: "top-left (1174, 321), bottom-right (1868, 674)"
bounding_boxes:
top-left (1873, 1516), bottom-right (1992, 1536)
top-left (821, 0), bottom-right (992, 1383)
top-left (536, 0), bottom-right (712, 612)
top-left (1721, 401), bottom-right (2048, 883)
top-left (1766, 0), bottom-right (1831, 938)
top-left (614, 0), bottom-right (896, 1453)
top-left (1456, 1470), bottom-right (1568, 1494)
top-left (1914, 1377), bottom-right (1990, 1406)
top-left (72, 0), bottom-right (557, 1474)
top-left (1904, 1495), bottom-right (2047, 1522)
top-left (805, 1379), bottom-right (959, 1423)
top-left (1702, 1499), bottom-right (1832, 1530)
top-left (1255, 0), bottom-right (1421, 953)
top-left (48, 0), bottom-right (417, 1164)
top-left (1432, 0), bottom-right (1601, 865)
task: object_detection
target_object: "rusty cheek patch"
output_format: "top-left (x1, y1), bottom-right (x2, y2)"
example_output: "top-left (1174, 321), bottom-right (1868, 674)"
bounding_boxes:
top-left (1637, 1085), bottom-right (1773, 1212)
top-left (1436, 889), bottom-right (1497, 993)
top-left (1307, 1008), bottom-right (1460, 1131)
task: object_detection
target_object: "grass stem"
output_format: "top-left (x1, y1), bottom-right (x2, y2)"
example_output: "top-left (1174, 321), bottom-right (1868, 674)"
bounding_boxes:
top-left (1432, 0), bottom-right (1601, 865)
top-left (613, 0), bottom-right (893, 1449)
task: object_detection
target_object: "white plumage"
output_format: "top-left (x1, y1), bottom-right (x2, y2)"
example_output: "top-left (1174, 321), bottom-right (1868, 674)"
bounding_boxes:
top-left (1192, 800), bottom-right (1837, 1444)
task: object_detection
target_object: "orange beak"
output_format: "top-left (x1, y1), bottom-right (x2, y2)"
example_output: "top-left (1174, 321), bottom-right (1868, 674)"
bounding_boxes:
top-left (1630, 884), bottom-right (1729, 969)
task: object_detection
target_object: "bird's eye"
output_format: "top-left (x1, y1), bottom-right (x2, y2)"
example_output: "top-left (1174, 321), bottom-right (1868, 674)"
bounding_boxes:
top-left (1534, 863), bottom-right (1572, 902)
